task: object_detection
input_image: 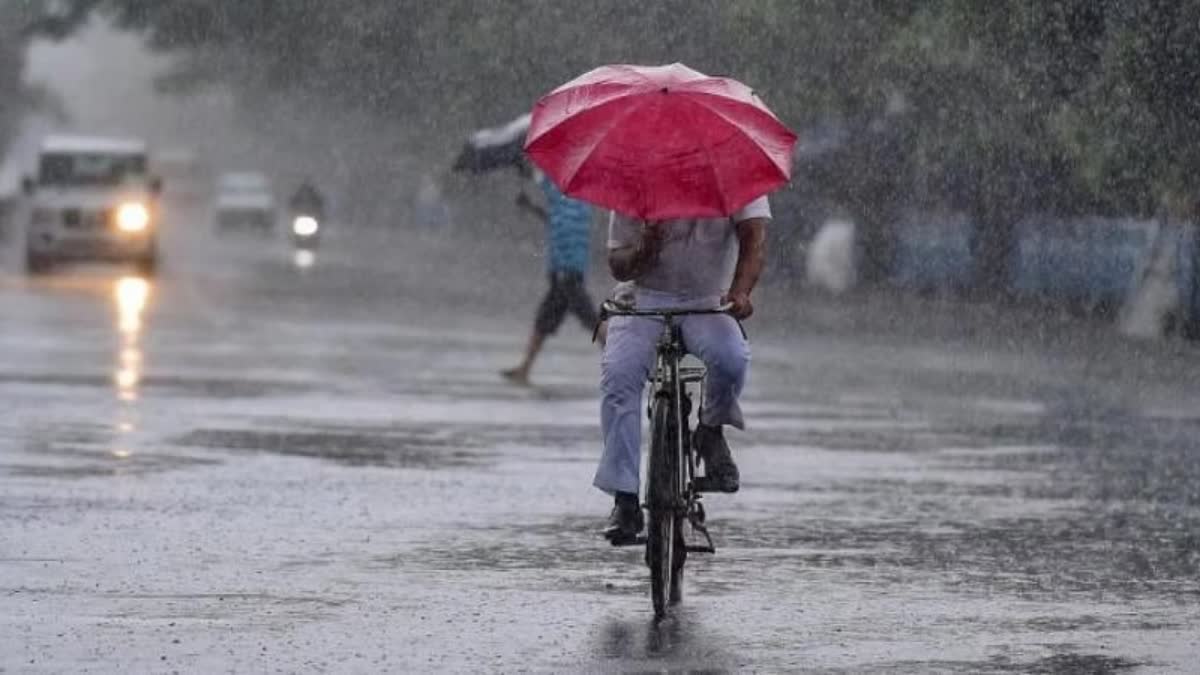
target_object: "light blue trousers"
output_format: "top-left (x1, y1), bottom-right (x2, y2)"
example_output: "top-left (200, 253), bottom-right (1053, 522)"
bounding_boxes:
top-left (594, 291), bottom-right (749, 495)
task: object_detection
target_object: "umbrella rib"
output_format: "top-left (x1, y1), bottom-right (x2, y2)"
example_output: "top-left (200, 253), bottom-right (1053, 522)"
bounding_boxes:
top-left (682, 97), bottom-right (733, 216)
top-left (681, 93), bottom-right (794, 177)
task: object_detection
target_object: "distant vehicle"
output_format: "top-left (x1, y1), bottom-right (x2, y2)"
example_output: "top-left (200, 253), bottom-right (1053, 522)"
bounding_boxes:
top-left (21, 134), bottom-right (162, 275)
top-left (214, 171), bottom-right (275, 234)
top-left (287, 181), bottom-right (324, 251)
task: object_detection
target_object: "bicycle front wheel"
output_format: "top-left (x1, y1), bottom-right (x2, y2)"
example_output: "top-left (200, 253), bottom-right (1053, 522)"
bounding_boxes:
top-left (647, 394), bottom-right (682, 618)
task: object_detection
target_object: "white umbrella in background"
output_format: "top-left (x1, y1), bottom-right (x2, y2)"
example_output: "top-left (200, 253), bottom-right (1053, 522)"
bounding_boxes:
top-left (451, 113), bottom-right (531, 174)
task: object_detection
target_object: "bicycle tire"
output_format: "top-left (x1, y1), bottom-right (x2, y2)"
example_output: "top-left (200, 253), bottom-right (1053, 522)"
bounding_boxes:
top-left (647, 394), bottom-right (680, 618)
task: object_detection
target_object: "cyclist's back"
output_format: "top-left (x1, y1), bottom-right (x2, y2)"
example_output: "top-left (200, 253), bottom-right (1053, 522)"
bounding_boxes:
top-left (597, 196), bottom-right (772, 542)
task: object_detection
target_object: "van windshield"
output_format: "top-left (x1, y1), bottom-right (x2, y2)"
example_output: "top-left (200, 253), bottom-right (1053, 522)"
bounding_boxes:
top-left (38, 153), bottom-right (148, 187)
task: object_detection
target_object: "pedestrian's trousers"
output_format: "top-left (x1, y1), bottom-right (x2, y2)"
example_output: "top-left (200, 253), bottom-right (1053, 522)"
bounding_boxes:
top-left (594, 290), bottom-right (749, 495)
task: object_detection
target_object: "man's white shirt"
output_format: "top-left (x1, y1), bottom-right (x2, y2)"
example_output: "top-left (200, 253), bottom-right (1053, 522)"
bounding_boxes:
top-left (607, 196), bottom-right (771, 299)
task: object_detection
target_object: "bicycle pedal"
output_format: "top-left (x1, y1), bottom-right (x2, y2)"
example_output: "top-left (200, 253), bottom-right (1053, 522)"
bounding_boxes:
top-left (683, 519), bottom-right (717, 554)
top-left (696, 475), bottom-right (729, 492)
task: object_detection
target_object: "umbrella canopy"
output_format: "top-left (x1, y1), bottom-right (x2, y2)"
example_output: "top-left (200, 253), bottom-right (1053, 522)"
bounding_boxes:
top-left (524, 63), bottom-right (797, 220)
top-left (452, 113), bottom-right (531, 174)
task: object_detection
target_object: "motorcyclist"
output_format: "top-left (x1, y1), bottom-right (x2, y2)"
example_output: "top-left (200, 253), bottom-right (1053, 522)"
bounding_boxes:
top-left (288, 179), bottom-right (326, 220)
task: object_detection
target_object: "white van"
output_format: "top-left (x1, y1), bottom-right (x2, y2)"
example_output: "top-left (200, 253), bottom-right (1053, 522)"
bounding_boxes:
top-left (22, 135), bottom-right (161, 275)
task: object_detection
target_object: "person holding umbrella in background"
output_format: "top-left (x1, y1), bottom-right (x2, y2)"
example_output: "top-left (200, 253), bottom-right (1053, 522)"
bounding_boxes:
top-left (524, 63), bottom-right (797, 541)
top-left (501, 159), bottom-right (599, 385)
top-left (453, 114), bottom-right (601, 385)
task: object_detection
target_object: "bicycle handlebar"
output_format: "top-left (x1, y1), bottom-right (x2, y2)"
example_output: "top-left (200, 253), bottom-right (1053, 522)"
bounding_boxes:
top-left (599, 299), bottom-right (734, 318)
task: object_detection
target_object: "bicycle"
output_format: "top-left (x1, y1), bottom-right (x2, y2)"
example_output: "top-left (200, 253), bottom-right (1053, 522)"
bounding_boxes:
top-left (598, 299), bottom-right (736, 619)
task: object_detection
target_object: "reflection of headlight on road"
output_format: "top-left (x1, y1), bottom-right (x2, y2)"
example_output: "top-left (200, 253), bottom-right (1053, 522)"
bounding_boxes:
top-left (116, 203), bottom-right (150, 232)
top-left (115, 277), bottom-right (150, 334)
top-left (293, 249), bottom-right (316, 269)
top-left (292, 216), bottom-right (319, 236)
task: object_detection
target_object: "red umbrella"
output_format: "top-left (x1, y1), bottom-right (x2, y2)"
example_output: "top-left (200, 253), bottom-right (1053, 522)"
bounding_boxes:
top-left (524, 63), bottom-right (797, 220)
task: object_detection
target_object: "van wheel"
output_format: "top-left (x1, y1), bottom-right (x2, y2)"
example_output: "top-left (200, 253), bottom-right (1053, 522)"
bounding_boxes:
top-left (135, 253), bottom-right (158, 277)
top-left (25, 250), bottom-right (51, 275)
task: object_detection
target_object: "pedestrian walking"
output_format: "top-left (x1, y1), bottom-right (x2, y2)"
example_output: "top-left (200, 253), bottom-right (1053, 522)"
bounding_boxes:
top-left (501, 164), bottom-right (599, 385)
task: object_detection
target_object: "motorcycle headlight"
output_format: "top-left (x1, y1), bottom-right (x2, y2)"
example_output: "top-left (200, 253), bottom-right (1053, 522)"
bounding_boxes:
top-left (292, 216), bottom-right (319, 236)
top-left (116, 203), bottom-right (150, 233)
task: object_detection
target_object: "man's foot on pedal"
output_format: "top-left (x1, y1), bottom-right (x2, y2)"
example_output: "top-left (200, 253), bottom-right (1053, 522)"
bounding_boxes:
top-left (603, 492), bottom-right (644, 544)
top-left (500, 367), bottom-right (530, 386)
top-left (694, 424), bottom-right (740, 493)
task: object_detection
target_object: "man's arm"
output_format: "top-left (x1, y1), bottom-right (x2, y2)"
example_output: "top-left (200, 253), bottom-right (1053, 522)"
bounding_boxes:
top-left (515, 192), bottom-right (549, 222)
top-left (608, 221), bottom-right (665, 281)
top-left (723, 217), bottom-right (768, 319)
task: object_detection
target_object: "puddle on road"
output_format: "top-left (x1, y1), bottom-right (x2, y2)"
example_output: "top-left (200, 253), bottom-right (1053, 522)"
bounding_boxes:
top-left (1, 453), bottom-right (218, 479)
top-left (84, 591), bottom-right (351, 624)
top-left (0, 371), bottom-right (314, 398)
top-left (715, 503), bottom-right (1200, 601)
top-left (8, 424), bottom-right (222, 479)
top-left (173, 418), bottom-right (601, 470)
top-left (591, 610), bottom-right (739, 672)
top-left (175, 428), bottom-right (493, 469)
top-left (271, 418), bottom-right (598, 448)
top-left (1022, 653), bottom-right (1141, 673)
top-left (390, 515), bottom-right (607, 574)
top-left (878, 653), bottom-right (1141, 673)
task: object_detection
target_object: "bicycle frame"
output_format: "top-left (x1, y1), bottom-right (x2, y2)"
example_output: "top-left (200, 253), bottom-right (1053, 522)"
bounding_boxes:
top-left (600, 299), bottom-right (725, 541)
top-left (649, 315), bottom-right (703, 515)
top-left (600, 299), bottom-right (729, 617)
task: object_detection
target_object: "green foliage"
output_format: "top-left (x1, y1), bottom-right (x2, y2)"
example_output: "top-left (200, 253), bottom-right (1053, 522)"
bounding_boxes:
top-left (0, 1), bottom-right (94, 151)
top-left (15, 0), bottom-right (1200, 220)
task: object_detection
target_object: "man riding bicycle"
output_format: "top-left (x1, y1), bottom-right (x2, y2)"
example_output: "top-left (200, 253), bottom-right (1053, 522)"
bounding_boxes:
top-left (597, 197), bottom-right (771, 542)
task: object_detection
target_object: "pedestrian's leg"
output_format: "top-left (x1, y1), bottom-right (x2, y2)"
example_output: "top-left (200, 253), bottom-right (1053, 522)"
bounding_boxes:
top-left (565, 274), bottom-right (600, 332)
top-left (682, 314), bottom-right (750, 429)
top-left (594, 316), bottom-right (659, 495)
top-left (501, 331), bottom-right (547, 386)
top-left (502, 276), bottom-right (566, 384)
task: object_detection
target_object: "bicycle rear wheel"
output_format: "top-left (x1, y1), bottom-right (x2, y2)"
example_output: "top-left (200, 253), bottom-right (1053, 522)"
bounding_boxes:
top-left (647, 394), bottom-right (682, 618)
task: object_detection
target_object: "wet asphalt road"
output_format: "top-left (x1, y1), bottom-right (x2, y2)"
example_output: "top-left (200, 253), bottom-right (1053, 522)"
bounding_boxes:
top-left (2, 208), bottom-right (1200, 673)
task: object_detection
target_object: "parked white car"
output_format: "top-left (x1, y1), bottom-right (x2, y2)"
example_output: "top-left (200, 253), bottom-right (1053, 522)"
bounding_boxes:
top-left (214, 171), bottom-right (276, 235)
top-left (22, 135), bottom-right (161, 275)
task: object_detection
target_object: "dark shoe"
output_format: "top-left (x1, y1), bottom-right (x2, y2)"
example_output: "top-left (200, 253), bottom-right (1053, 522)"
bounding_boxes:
top-left (603, 492), bottom-right (644, 544)
top-left (500, 367), bottom-right (531, 386)
top-left (694, 425), bottom-right (740, 493)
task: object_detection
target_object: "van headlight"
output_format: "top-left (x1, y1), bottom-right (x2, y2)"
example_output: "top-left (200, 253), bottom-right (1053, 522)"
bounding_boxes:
top-left (116, 203), bottom-right (150, 233)
top-left (292, 216), bottom-right (319, 237)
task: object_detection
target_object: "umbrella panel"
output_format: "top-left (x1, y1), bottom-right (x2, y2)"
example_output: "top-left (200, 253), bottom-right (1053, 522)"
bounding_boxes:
top-left (533, 93), bottom-right (789, 218)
